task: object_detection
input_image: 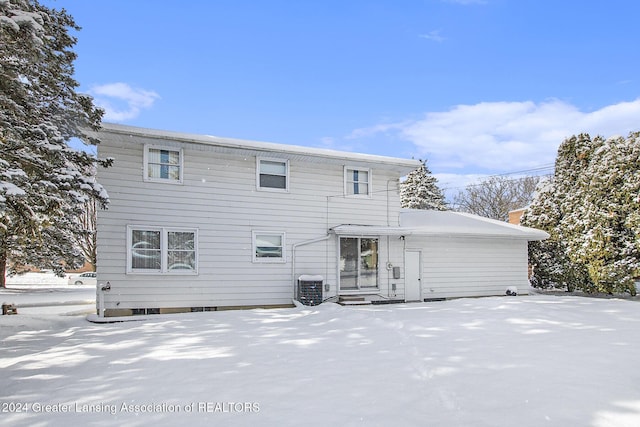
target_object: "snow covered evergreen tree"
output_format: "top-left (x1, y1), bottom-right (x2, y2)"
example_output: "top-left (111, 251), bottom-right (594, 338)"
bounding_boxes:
top-left (0, 0), bottom-right (110, 287)
top-left (523, 133), bottom-right (640, 294)
top-left (400, 160), bottom-right (447, 210)
top-left (563, 134), bottom-right (640, 294)
top-left (523, 178), bottom-right (590, 291)
top-left (523, 134), bottom-right (595, 291)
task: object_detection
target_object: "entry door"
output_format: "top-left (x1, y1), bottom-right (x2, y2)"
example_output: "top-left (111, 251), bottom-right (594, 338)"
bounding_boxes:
top-left (405, 250), bottom-right (422, 302)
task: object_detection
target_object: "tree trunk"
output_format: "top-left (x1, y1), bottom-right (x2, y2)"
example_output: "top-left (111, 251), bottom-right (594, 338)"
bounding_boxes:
top-left (0, 246), bottom-right (7, 288)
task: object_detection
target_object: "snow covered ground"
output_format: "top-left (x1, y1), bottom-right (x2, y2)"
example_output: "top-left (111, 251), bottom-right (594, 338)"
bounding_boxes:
top-left (1, 281), bottom-right (640, 427)
top-left (2, 272), bottom-right (95, 316)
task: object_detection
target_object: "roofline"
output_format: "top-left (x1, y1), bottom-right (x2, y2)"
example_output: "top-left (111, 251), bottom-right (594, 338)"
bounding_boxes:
top-left (95, 123), bottom-right (422, 170)
top-left (330, 224), bottom-right (549, 241)
top-left (333, 214), bottom-right (550, 241)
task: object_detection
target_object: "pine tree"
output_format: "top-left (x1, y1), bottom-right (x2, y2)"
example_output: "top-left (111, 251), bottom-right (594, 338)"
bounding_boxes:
top-left (400, 160), bottom-right (447, 210)
top-left (523, 134), bottom-right (598, 291)
top-left (0, 0), bottom-right (110, 287)
top-left (564, 134), bottom-right (640, 294)
top-left (523, 178), bottom-right (590, 291)
top-left (523, 133), bottom-right (640, 294)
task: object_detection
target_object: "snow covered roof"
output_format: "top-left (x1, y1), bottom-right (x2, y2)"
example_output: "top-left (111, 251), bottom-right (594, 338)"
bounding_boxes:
top-left (400, 209), bottom-right (549, 240)
top-left (93, 123), bottom-right (421, 173)
top-left (331, 210), bottom-right (549, 241)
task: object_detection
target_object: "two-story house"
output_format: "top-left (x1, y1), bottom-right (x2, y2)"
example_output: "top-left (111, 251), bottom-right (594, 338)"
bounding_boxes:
top-left (93, 123), bottom-right (547, 317)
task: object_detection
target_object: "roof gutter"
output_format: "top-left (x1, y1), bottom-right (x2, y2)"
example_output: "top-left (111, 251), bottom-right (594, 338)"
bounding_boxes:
top-left (95, 123), bottom-right (421, 171)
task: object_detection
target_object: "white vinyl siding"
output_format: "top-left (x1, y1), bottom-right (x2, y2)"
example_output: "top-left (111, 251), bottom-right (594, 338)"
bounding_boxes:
top-left (144, 145), bottom-right (183, 183)
top-left (253, 231), bottom-right (286, 263)
top-left (412, 237), bottom-right (530, 299)
top-left (257, 158), bottom-right (289, 191)
top-left (127, 226), bottom-right (197, 274)
top-left (344, 167), bottom-right (371, 197)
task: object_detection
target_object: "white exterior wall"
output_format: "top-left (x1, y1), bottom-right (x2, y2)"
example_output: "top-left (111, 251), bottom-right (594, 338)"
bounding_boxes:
top-left (406, 236), bottom-right (530, 299)
top-left (382, 235), bottom-right (407, 300)
top-left (96, 131), bottom-right (411, 313)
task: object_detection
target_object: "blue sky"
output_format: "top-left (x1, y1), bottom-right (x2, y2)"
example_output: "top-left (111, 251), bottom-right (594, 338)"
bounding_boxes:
top-left (48, 0), bottom-right (640, 195)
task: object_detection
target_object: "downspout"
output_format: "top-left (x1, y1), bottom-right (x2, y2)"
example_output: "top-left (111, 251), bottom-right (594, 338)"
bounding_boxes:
top-left (387, 179), bottom-right (393, 226)
top-left (387, 235), bottom-right (392, 297)
top-left (291, 234), bottom-right (331, 301)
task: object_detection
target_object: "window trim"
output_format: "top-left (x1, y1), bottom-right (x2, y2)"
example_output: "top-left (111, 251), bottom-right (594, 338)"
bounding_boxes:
top-left (252, 231), bottom-right (286, 263)
top-left (143, 144), bottom-right (184, 184)
top-left (127, 225), bottom-right (198, 274)
top-left (256, 157), bottom-right (289, 192)
top-left (344, 166), bottom-right (372, 198)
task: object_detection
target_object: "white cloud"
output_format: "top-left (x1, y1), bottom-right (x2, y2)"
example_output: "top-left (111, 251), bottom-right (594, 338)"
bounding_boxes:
top-left (351, 99), bottom-right (640, 173)
top-left (89, 83), bottom-right (160, 121)
top-left (419, 30), bottom-right (446, 43)
top-left (347, 122), bottom-right (406, 140)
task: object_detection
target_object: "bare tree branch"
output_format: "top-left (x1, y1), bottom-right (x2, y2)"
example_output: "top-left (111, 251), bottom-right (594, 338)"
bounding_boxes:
top-left (453, 176), bottom-right (540, 221)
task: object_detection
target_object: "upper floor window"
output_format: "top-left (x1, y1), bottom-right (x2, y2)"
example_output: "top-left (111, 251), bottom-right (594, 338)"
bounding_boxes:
top-left (257, 158), bottom-right (289, 191)
top-left (144, 145), bottom-right (183, 183)
top-left (345, 167), bottom-right (371, 196)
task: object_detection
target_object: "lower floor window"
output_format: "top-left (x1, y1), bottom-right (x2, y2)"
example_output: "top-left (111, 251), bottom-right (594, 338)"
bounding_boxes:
top-left (128, 226), bottom-right (197, 273)
top-left (339, 237), bottom-right (378, 289)
top-left (253, 231), bottom-right (286, 263)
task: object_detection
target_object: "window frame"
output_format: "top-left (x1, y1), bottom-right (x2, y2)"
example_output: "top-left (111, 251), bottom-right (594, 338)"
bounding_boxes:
top-left (256, 157), bottom-right (289, 192)
top-left (344, 166), bottom-right (372, 197)
top-left (127, 225), bottom-right (198, 274)
top-left (252, 231), bottom-right (286, 263)
top-left (143, 144), bottom-right (184, 184)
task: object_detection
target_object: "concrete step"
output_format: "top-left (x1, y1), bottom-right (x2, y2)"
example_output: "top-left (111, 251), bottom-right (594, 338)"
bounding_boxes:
top-left (338, 295), bottom-right (373, 306)
top-left (339, 300), bottom-right (372, 306)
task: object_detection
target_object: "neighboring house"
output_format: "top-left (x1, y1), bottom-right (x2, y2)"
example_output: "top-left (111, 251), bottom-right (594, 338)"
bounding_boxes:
top-left (508, 207), bottom-right (527, 225)
top-left (507, 206), bottom-right (535, 279)
top-left (93, 124), bottom-right (548, 317)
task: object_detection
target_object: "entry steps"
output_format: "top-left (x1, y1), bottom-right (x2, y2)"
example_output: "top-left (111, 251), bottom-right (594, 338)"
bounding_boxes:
top-left (338, 295), bottom-right (372, 306)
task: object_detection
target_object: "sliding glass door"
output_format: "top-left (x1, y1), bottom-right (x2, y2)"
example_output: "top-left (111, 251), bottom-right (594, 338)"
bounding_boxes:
top-left (339, 237), bottom-right (379, 291)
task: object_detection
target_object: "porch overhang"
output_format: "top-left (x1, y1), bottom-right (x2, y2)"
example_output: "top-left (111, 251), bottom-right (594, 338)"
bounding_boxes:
top-left (330, 225), bottom-right (414, 237)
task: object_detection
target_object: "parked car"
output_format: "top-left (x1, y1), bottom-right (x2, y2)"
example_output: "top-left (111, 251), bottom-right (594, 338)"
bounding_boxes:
top-left (67, 272), bottom-right (97, 286)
